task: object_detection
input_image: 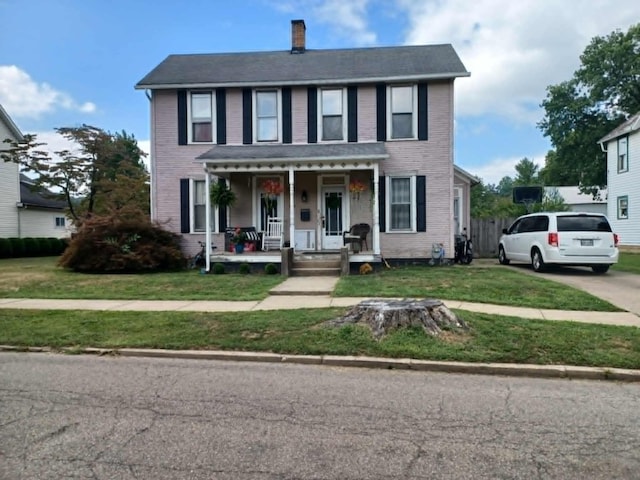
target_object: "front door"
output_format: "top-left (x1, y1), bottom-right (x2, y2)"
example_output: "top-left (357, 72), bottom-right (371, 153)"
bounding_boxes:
top-left (321, 187), bottom-right (345, 250)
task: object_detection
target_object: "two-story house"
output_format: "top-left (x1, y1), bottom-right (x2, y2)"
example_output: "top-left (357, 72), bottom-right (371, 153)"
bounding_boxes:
top-left (136, 20), bottom-right (470, 269)
top-left (598, 111), bottom-right (640, 247)
top-left (1, 104), bottom-right (69, 239)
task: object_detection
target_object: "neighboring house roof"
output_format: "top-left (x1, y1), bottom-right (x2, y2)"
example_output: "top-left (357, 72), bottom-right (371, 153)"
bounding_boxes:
top-left (197, 142), bottom-right (389, 162)
top-left (598, 111), bottom-right (640, 144)
top-left (19, 175), bottom-right (66, 210)
top-left (0, 103), bottom-right (24, 142)
top-left (454, 165), bottom-right (480, 186)
top-left (544, 186), bottom-right (607, 204)
top-left (136, 44), bottom-right (470, 89)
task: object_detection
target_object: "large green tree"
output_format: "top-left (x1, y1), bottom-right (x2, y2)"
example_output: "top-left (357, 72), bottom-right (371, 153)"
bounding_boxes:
top-left (2, 125), bottom-right (149, 224)
top-left (538, 23), bottom-right (640, 195)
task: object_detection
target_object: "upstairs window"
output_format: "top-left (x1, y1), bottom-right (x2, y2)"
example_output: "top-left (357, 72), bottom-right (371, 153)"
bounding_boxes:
top-left (389, 86), bottom-right (416, 139)
top-left (255, 90), bottom-right (280, 142)
top-left (320, 88), bottom-right (345, 141)
top-left (618, 136), bottom-right (628, 173)
top-left (189, 92), bottom-right (215, 143)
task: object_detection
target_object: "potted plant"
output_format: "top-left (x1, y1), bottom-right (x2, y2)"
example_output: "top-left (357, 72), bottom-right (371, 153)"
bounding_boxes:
top-left (210, 180), bottom-right (237, 208)
top-left (231, 227), bottom-right (247, 254)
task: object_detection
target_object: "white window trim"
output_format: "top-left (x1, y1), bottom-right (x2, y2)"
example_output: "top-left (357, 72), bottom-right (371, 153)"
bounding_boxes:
top-left (253, 89), bottom-right (282, 143)
top-left (386, 175), bottom-right (416, 232)
top-left (190, 178), bottom-right (218, 233)
top-left (386, 85), bottom-right (418, 141)
top-left (54, 216), bottom-right (66, 228)
top-left (617, 136), bottom-right (628, 173)
top-left (187, 91), bottom-right (216, 144)
top-left (617, 195), bottom-right (629, 220)
top-left (317, 87), bottom-right (347, 143)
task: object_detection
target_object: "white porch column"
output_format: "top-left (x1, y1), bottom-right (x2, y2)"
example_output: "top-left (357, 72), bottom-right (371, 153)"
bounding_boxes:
top-left (288, 167), bottom-right (295, 251)
top-left (373, 163), bottom-right (380, 255)
top-left (204, 166), bottom-right (211, 272)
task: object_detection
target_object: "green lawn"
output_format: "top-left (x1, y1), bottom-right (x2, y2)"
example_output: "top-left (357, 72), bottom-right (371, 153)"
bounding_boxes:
top-left (614, 252), bottom-right (640, 274)
top-left (2, 308), bottom-right (639, 369)
top-left (0, 257), bottom-right (622, 311)
top-left (335, 265), bottom-right (619, 311)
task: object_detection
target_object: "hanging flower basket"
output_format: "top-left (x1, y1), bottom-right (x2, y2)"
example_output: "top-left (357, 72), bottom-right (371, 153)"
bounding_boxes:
top-left (349, 180), bottom-right (366, 200)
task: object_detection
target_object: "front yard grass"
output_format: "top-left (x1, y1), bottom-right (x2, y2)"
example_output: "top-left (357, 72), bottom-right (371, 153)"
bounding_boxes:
top-left (2, 308), bottom-right (639, 369)
top-left (335, 265), bottom-right (619, 311)
top-left (0, 257), bottom-right (622, 311)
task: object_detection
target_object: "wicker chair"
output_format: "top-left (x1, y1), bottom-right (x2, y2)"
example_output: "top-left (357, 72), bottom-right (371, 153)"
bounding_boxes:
top-left (343, 223), bottom-right (370, 252)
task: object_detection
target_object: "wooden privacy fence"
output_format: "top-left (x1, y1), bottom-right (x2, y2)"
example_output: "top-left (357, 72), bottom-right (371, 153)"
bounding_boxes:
top-left (469, 218), bottom-right (516, 258)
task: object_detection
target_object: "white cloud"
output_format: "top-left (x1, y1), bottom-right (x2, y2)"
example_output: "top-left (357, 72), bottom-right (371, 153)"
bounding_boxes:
top-left (462, 153), bottom-right (546, 186)
top-left (0, 65), bottom-right (97, 119)
top-left (271, 0), bottom-right (376, 45)
top-left (397, 0), bottom-right (640, 124)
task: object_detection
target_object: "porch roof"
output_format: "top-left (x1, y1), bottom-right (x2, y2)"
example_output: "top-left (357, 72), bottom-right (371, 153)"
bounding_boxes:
top-left (197, 143), bottom-right (388, 173)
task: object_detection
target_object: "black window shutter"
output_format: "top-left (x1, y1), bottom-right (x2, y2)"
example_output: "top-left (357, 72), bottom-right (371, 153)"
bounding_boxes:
top-left (416, 175), bottom-right (426, 232)
top-left (347, 86), bottom-right (358, 142)
top-left (217, 178), bottom-right (228, 231)
top-left (180, 178), bottom-right (189, 233)
top-left (307, 86), bottom-right (317, 143)
top-left (378, 176), bottom-right (386, 233)
top-left (177, 90), bottom-right (187, 145)
top-left (376, 84), bottom-right (386, 142)
top-left (216, 89), bottom-right (226, 144)
top-left (282, 87), bottom-right (292, 144)
top-left (418, 83), bottom-right (428, 141)
top-left (242, 88), bottom-right (252, 144)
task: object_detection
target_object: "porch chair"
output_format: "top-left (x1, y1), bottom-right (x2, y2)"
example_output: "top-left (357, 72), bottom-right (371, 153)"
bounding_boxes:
top-left (343, 223), bottom-right (370, 252)
top-left (262, 216), bottom-right (284, 251)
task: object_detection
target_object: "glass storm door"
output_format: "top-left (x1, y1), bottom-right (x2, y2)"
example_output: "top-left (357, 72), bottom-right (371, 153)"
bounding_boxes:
top-left (321, 187), bottom-right (345, 250)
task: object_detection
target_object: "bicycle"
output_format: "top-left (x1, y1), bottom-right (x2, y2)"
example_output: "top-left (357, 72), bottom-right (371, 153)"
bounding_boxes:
top-left (189, 241), bottom-right (217, 269)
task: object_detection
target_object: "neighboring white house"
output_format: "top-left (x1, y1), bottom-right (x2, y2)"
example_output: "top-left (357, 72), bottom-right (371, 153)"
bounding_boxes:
top-left (544, 186), bottom-right (607, 215)
top-left (0, 104), bottom-right (70, 239)
top-left (598, 112), bottom-right (640, 247)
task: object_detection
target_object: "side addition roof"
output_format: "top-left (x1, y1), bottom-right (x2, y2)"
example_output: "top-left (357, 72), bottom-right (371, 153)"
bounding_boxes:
top-left (598, 111), bottom-right (640, 144)
top-left (136, 44), bottom-right (470, 89)
top-left (0, 103), bottom-right (24, 142)
top-left (20, 175), bottom-right (66, 210)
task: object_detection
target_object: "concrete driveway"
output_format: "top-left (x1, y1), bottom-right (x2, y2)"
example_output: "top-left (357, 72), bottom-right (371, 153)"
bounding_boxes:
top-left (506, 264), bottom-right (640, 315)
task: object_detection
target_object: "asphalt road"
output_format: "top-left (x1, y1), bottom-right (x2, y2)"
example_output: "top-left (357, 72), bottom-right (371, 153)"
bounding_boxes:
top-left (506, 264), bottom-right (640, 315)
top-left (1, 353), bottom-right (640, 479)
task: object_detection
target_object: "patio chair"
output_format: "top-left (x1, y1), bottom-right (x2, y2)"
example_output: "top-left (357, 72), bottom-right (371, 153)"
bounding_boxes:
top-left (343, 223), bottom-right (370, 252)
top-left (262, 216), bottom-right (284, 251)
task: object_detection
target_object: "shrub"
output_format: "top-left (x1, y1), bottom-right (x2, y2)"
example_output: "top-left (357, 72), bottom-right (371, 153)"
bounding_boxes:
top-left (8, 238), bottom-right (25, 257)
top-left (212, 263), bottom-right (225, 274)
top-left (59, 213), bottom-right (186, 272)
top-left (0, 238), bottom-right (12, 258)
top-left (22, 237), bottom-right (41, 257)
top-left (264, 263), bottom-right (279, 275)
top-left (239, 262), bottom-right (251, 274)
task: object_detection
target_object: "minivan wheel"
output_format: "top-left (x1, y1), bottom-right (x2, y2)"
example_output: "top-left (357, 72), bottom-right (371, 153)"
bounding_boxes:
top-left (498, 246), bottom-right (510, 265)
top-left (531, 249), bottom-right (545, 272)
top-left (592, 265), bottom-right (610, 274)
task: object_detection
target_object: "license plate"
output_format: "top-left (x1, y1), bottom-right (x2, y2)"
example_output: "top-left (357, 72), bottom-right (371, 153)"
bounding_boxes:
top-left (581, 239), bottom-right (594, 246)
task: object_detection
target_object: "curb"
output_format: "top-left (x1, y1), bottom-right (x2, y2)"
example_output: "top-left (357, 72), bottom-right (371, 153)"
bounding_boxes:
top-left (2, 345), bottom-right (639, 382)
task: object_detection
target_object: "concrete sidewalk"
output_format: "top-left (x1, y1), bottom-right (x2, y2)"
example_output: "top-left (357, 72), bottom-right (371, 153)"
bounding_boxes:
top-left (1, 296), bottom-right (639, 327)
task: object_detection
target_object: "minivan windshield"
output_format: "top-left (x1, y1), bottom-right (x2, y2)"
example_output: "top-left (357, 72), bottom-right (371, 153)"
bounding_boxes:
top-left (557, 215), bottom-right (612, 232)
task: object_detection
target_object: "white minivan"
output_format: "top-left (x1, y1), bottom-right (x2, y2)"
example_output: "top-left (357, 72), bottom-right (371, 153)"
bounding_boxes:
top-left (498, 212), bottom-right (619, 273)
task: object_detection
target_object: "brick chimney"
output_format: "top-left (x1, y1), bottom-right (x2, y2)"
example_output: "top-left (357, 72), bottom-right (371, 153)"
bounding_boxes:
top-left (291, 19), bottom-right (306, 53)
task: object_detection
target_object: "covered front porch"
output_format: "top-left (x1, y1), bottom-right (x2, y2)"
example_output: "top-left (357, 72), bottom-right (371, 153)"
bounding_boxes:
top-left (197, 143), bottom-right (388, 272)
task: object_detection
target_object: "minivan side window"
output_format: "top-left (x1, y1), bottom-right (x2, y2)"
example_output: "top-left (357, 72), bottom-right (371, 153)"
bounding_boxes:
top-left (557, 215), bottom-right (612, 232)
top-left (508, 219), bottom-right (523, 234)
top-left (532, 215), bottom-right (549, 232)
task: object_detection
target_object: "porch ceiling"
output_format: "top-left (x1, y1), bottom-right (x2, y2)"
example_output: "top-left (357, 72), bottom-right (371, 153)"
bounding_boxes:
top-left (197, 142), bottom-right (387, 173)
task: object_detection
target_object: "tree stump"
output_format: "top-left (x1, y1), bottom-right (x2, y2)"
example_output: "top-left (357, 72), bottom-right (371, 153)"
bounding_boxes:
top-left (328, 298), bottom-right (467, 340)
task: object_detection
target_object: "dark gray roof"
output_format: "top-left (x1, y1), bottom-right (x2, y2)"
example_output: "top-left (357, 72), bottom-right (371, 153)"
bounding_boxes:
top-left (197, 142), bottom-right (388, 161)
top-left (136, 45), bottom-right (469, 89)
top-left (598, 111), bottom-right (640, 144)
top-left (20, 175), bottom-right (66, 210)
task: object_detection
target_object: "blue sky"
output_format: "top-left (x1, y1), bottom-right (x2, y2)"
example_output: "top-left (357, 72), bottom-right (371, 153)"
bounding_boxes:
top-left (1, 0), bottom-right (639, 185)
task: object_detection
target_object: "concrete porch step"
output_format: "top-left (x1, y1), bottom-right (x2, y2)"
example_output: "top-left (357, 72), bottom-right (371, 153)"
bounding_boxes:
top-left (290, 267), bottom-right (341, 277)
top-left (293, 260), bottom-right (341, 269)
